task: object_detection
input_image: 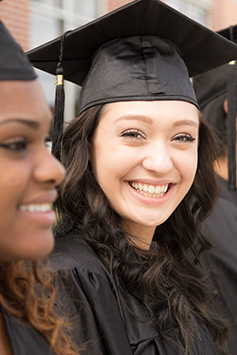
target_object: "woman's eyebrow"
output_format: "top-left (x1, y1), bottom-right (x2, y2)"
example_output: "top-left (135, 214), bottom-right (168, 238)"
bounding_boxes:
top-left (114, 115), bottom-right (153, 124)
top-left (172, 119), bottom-right (198, 127)
top-left (0, 118), bottom-right (40, 129)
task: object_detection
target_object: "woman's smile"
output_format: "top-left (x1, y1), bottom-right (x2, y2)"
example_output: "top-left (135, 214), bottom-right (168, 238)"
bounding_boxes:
top-left (125, 180), bottom-right (176, 206)
top-left (18, 206), bottom-right (56, 227)
top-left (18, 190), bottom-right (58, 227)
top-left (129, 181), bottom-right (169, 198)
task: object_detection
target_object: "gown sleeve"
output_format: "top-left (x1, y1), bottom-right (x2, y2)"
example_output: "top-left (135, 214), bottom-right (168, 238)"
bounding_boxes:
top-left (51, 235), bottom-right (133, 355)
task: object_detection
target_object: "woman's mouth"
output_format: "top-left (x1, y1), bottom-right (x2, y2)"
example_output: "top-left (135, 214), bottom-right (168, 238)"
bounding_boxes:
top-left (19, 203), bottom-right (52, 212)
top-left (129, 182), bottom-right (169, 199)
top-left (18, 203), bottom-right (56, 227)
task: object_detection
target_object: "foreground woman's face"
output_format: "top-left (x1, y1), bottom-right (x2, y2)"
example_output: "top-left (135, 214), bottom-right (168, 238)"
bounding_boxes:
top-left (91, 100), bottom-right (199, 243)
top-left (0, 80), bottom-right (65, 261)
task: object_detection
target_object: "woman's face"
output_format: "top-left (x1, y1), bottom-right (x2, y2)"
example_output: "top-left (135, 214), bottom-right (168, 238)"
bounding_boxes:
top-left (91, 100), bottom-right (199, 244)
top-left (0, 80), bottom-right (65, 261)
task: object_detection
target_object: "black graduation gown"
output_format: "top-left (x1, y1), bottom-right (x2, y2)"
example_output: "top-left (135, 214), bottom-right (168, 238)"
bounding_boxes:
top-left (0, 303), bottom-right (53, 355)
top-left (50, 234), bottom-right (218, 355)
top-left (218, 176), bottom-right (237, 207)
top-left (201, 176), bottom-right (237, 354)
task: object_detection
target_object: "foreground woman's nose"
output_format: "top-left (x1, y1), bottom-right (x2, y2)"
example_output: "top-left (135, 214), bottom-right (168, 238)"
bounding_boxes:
top-left (34, 148), bottom-right (66, 186)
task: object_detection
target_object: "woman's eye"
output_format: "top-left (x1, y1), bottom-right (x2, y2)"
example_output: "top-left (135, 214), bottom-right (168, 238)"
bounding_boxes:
top-left (121, 129), bottom-right (144, 139)
top-left (0, 139), bottom-right (27, 151)
top-left (45, 136), bottom-right (52, 150)
top-left (173, 134), bottom-right (196, 143)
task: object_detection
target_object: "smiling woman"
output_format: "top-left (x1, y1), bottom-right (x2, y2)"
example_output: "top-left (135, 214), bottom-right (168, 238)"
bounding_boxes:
top-left (27, 0), bottom-right (237, 354)
top-left (0, 21), bottom-right (79, 355)
top-left (51, 102), bottom-right (218, 355)
top-left (0, 80), bottom-right (60, 261)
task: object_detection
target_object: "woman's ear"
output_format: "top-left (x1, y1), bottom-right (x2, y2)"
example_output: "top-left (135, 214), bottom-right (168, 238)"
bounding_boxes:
top-left (223, 98), bottom-right (228, 113)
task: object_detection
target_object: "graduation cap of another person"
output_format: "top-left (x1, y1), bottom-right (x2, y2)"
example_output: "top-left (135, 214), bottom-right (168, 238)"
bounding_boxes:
top-left (27, 0), bottom-right (237, 160)
top-left (0, 21), bottom-right (37, 81)
top-left (193, 25), bottom-right (237, 190)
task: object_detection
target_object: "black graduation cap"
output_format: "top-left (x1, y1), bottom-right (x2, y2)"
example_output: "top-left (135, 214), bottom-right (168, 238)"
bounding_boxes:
top-left (27, 0), bottom-right (237, 160)
top-left (0, 21), bottom-right (37, 81)
top-left (193, 25), bottom-right (237, 190)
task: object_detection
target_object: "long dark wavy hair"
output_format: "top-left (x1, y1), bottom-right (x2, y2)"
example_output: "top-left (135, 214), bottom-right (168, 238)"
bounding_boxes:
top-left (55, 104), bottom-right (229, 355)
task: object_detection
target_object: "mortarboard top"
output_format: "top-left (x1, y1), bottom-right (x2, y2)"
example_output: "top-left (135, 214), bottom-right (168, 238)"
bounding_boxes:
top-left (193, 25), bottom-right (237, 190)
top-left (27, 0), bottom-right (237, 110)
top-left (0, 21), bottom-right (37, 81)
top-left (27, 0), bottom-right (237, 160)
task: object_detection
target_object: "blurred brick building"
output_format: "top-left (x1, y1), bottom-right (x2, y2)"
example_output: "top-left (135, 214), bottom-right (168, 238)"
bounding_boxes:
top-left (0, 0), bottom-right (236, 119)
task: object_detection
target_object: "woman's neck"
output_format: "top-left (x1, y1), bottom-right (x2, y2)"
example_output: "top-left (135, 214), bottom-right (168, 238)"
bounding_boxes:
top-left (123, 221), bottom-right (156, 250)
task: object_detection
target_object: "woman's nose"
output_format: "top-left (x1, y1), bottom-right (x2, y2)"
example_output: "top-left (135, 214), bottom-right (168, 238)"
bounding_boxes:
top-left (142, 143), bottom-right (173, 174)
top-left (34, 148), bottom-right (66, 186)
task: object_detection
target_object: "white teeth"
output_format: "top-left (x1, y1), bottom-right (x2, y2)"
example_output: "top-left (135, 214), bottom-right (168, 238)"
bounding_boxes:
top-left (155, 186), bottom-right (161, 194)
top-left (19, 203), bottom-right (51, 213)
top-left (130, 182), bottom-right (169, 198)
top-left (148, 185), bottom-right (155, 193)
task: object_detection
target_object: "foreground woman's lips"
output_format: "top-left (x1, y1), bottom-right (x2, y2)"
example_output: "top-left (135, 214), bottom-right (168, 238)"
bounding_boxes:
top-left (19, 203), bottom-right (52, 212)
top-left (18, 202), bottom-right (56, 227)
top-left (18, 189), bottom-right (58, 209)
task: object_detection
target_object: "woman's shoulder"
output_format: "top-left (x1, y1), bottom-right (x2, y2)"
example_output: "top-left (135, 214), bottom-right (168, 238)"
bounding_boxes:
top-left (50, 231), bottom-right (108, 278)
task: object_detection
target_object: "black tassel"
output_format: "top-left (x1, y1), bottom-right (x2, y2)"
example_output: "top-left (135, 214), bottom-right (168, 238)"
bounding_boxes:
top-left (52, 65), bottom-right (65, 161)
top-left (227, 60), bottom-right (237, 190)
top-left (52, 31), bottom-right (71, 161)
top-left (227, 26), bottom-right (237, 190)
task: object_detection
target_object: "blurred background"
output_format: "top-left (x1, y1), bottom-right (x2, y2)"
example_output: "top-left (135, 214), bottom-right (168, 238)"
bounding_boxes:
top-left (0, 0), bottom-right (237, 122)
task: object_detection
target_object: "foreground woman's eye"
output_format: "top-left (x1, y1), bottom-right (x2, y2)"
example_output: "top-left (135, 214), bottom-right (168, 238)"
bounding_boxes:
top-left (173, 133), bottom-right (196, 143)
top-left (45, 136), bottom-right (52, 150)
top-left (121, 129), bottom-right (145, 139)
top-left (0, 138), bottom-right (27, 151)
